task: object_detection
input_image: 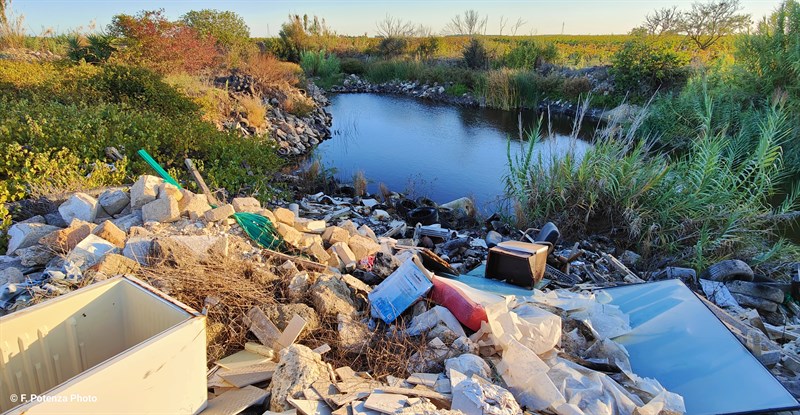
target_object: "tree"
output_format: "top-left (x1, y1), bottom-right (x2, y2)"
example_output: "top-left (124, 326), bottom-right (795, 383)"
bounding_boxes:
top-left (611, 38), bottom-right (689, 94)
top-left (680, 0), bottom-right (751, 49)
top-left (375, 14), bottom-right (415, 38)
top-left (462, 37), bottom-right (488, 69)
top-left (444, 10), bottom-right (487, 35)
top-left (642, 6), bottom-right (683, 35)
top-left (180, 9), bottom-right (250, 51)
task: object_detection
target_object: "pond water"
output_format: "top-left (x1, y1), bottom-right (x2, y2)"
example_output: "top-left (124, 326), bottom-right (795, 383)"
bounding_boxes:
top-left (312, 93), bottom-right (595, 212)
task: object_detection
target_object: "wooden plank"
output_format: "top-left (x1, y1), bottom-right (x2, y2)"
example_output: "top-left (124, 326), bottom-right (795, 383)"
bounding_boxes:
top-left (277, 314), bottom-right (307, 349)
top-left (244, 341), bottom-right (275, 358)
top-left (185, 158), bottom-right (221, 206)
top-left (219, 362), bottom-right (277, 388)
top-left (246, 306), bottom-right (282, 348)
top-left (263, 248), bottom-right (328, 272)
top-left (363, 393), bottom-right (408, 414)
top-left (202, 385), bottom-right (267, 415)
top-left (288, 398), bottom-right (333, 415)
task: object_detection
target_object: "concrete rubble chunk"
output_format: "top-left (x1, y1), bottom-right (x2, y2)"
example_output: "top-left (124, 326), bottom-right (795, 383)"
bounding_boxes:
top-left (0, 267), bottom-right (25, 285)
top-left (39, 219), bottom-right (96, 253)
top-left (157, 183), bottom-right (183, 201)
top-left (277, 222), bottom-right (305, 248)
top-left (274, 207), bottom-right (296, 225)
top-left (98, 189), bottom-right (130, 216)
top-left (232, 197), bottom-right (261, 213)
top-left (269, 344), bottom-right (329, 412)
top-left (287, 272), bottom-right (312, 302)
top-left (151, 237), bottom-right (201, 268)
top-left (264, 303), bottom-right (321, 333)
top-left (180, 193), bottom-right (212, 220)
top-left (358, 224), bottom-right (378, 242)
top-left (123, 236), bottom-right (154, 265)
top-left (6, 222), bottom-right (60, 255)
top-left (130, 175), bottom-right (163, 209)
top-left (168, 235), bottom-right (229, 259)
top-left (15, 245), bottom-right (55, 267)
top-left (340, 220), bottom-right (359, 237)
top-left (322, 226), bottom-right (350, 247)
top-left (111, 212), bottom-right (143, 233)
top-left (58, 192), bottom-right (100, 224)
top-left (257, 208), bottom-right (278, 224)
top-left (92, 220), bottom-right (126, 248)
top-left (328, 242), bottom-right (356, 271)
top-left (92, 253), bottom-right (140, 276)
top-left (310, 274), bottom-right (357, 317)
top-left (725, 280), bottom-right (785, 304)
top-left (142, 197), bottom-right (180, 223)
top-left (303, 241), bottom-right (331, 264)
top-left (205, 204), bottom-right (236, 222)
top-left (294, 218), bottom-right (326, 234)
top-left (347, 234), bottom-right (381, 262)
top-left (337, 313), bottom-right (370, 352)
top-left (64, 234), bottom-right (119, 271)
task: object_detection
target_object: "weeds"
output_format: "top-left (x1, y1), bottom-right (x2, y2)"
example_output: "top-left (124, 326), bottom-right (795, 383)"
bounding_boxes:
top-left (0, 0), bottom-right (25, 49)
top-left (237, 95), bottom-right (267, 128)
top-left (353, 170), bottom-right (367, 197)
top-left (506, 96), bottom-right (800, 270)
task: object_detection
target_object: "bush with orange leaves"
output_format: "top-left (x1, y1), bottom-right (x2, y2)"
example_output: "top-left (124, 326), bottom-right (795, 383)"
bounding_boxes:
top-left (108, 9), bottom-right (219, 75)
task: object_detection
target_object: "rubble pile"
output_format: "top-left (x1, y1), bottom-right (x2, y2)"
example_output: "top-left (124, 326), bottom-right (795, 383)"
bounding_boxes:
top-left (3, 175), bottom-right (800, 414)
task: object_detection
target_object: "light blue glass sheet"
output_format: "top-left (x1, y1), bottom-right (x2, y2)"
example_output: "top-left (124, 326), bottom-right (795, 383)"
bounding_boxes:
top-left (603, 279), bottom-right (799, 415)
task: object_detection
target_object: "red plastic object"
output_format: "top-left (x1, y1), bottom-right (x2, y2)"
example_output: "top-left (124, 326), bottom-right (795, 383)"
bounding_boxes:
top-left (430, 277), bottom-right (488, 331)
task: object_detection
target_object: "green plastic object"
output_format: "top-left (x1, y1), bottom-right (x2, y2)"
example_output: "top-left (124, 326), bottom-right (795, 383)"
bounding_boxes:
top-left (137, 149), bottom-right (181, 188)
top-left (137, 149), bottom-right (283, 250)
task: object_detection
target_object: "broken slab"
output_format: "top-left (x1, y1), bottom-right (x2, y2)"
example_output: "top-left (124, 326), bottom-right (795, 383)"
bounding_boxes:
top-left (304, 242), bottom-right (331, 264)
top-left (157, 182), bottom-right (182, 202)
top-left (111, 211), bottom-right (143, 233)
top-left (6, 222), bottom-right (60, 255)
top-left (64, 234), bottom-right (119, 271)
top-left (363, 392), bottom-right (408, 414)
top-left (205, 204), bottom-right (236, 222)
top-left (288, 398), bottom-right (332, 415)
top-left (288, 272), bottom-right (312, 302)
top-left (338, 313), bottom-right (370, 352)
top-left (203, 385), bottom-right (268, 415)
top-left (59, 192), bottom-right (100, 224)
top-left (294, 218), bottom-right (326, 234)
top-left (269, 344), bottom-right (329, 412)
top-left (181, 193), bottom-right (212, 220)
top-left (232, 197), bottom-right (261, 213)
top-left (219, 362), bottom-right (277, 388)
top-left (274, 207), bottom-right (296, 225)
top-left (15, 244), bottom-right (55, 267)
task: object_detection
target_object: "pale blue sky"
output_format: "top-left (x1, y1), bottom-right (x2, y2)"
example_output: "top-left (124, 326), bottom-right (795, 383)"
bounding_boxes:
top-left (11, 0), bottom-right (782, 36)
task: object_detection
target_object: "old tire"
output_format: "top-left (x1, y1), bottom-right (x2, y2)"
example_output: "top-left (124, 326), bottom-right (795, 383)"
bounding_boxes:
top-left (700, 259), bottom-right (754, 282)
top-left (408, 207), bottom-right (438, 225)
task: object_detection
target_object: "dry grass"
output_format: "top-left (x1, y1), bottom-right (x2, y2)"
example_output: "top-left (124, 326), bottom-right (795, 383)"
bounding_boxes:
top-left (238, 95), bottom-right (267, 128)
top-left (379, 182), bottom-right (391, 203)
top-left (139, 258), bottom-right (280, 365)
top-left (0, 0), bottom-right (26, 49)
top-left (243, 53), bottom-right (303, 90)
top-left (164, 73), bottom-right (232, 124)
top-left (353, 170), bottom-right (367, 197)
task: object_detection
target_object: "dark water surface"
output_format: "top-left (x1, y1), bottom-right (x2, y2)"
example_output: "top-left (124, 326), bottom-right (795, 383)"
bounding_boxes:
top-left (313, 93), bottom-right (594, 212)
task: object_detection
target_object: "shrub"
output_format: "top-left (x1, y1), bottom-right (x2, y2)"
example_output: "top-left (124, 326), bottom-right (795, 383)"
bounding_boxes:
top-left (562, 76), bottom-right (592, 98)
top-left (108, 9), bottom-right (220, 74)
top-left (377, 37), bottom-right (408, 58)
top-left (180, 9), bottom-right (250, 51)
top-left (90, 65), bottom-right (200, 116)
top-left (66, 33), bottom-right (116, 64)
top-left (611, 38), bottom-right (689, 96)
top-left (340, 57), bottom-right (365, 75)
top-left (415, 37), bottom-right (440, 60)
top-left (503, 40), bottom-right (559, 69)
top-left (242, 53), bottom-right (302, 91)
top-left (164, 72), bottom-right (232, 123)
top-left (237, 95), bottom-right (267, 128)
top-left (300, 50), bottom-right (340, 78)
top-left (462, 37), bottom-right (489, 69)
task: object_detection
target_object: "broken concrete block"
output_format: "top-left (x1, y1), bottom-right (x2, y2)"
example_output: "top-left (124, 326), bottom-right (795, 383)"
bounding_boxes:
top-left (322, 226), bottom-right (350, 247)
top-left (311, 274), bottom-right (356, 317)
top-left (122, 236), bottom-right (154, 265)
top-left (358, 224), bottom-right (378, 242)
top-left (328, 242), bottom-right (357, 270)
top-left (111, 211), bottom-right (143, 233)
top-left (347, 234), bottom-right (381, 262)
top-left (264, 303), bottom-right (320, 333)
top-left (92, 253), bottom-right (140, 275)
top-left (731, 292), bottom-right (779, 312)
top-left (726, 280), bottom-right (785, 304)
top-left (65, 234), bottom-right (119, 271)
top-left (340, 220), bottom-right (359, 237)
top-left (0, 267), bottom-right (24, 285)
top-left (269, 344), bottom-right (329, 412)
top-left (294, 218), bottom-right (326, 234)
top-left (256, 208), bottom-right (277, 224)
top-left (58, 192), bottom-right (99, 224)
top-left (276, 223), bottom-right (304, 248)
top-left (142, 197), bottom-right (180, 223)
top-left (98, 189), bottom-right (130, 216)
top-left (287, 272), bottom-right (312, 302)
top-left (297, 233), bottom-right (322, 250)
top-left (273, 207), bottom-right (296, 225)
top-left (180, 193), bottom-right (212, 220)
top-left (157, 183), bottom-right (183, 201)
top-left (130, 175), bottom-right (163, 209)
top-left (304, 242), bottom-right (331, 264)
top-left (15, 244), bottom-right (55, 267)
top-left (232, 197), bottom-right (261, 213)
top-left (39, 219), bottom-right (96, 253)
top-left (93, 220), bottom-right (126, 248)
top-left (6, 222), bottom-right (60, 255)
top-left (205, 204), bottom-right (235, 222)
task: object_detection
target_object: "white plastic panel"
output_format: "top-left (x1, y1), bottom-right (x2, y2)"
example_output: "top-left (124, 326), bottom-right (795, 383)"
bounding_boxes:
top-left (603, 279), bottom-right (799, 415)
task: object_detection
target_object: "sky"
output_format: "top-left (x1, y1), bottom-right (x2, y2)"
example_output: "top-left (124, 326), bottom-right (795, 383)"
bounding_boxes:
top-left (10, 0), bottom-right (784, 37)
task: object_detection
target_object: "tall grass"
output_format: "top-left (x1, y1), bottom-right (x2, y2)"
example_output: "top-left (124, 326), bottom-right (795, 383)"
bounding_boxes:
top-left (300, 50), bottom-right (340, 88)
top-left (0, 0), bottom-right (25, 49)
top-left (506, 96), bottom-right (800, 270)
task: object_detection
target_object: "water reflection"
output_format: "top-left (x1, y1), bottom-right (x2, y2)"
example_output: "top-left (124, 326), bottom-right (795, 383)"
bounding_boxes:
top-left (312, 93), bottom-right (594, 213)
